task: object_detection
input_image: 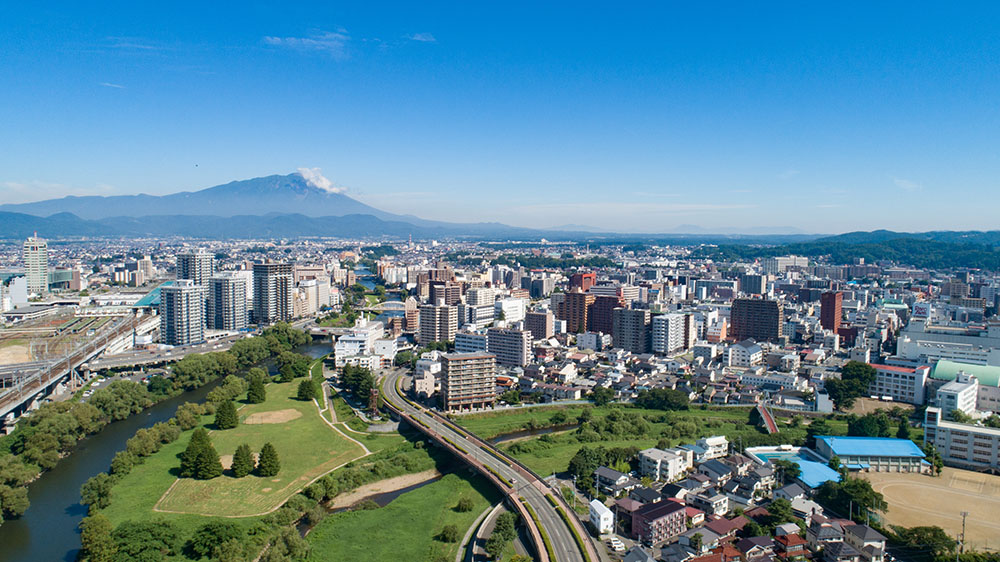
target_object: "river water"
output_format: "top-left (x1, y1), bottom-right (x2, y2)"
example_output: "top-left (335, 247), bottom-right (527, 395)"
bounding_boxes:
top-left (0, 342), bottom-right (331, 562)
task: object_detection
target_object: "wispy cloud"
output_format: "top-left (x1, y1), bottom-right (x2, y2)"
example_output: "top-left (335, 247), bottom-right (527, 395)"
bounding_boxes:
top-left (408, 32), bottom-right (436, 43)
top-left (100, 82), bottom-right (125, 89)
top-left (296, 167), bottom-right (346, 194)
top-left (106, 36), bottom-right (165, 52)
top-left (893, 177), bottom-right (921, 191)
top-left (778, 169), bottom-right (800, 179)
top-left (263, 30), bottom-right (350, 58)
top-left (631, 191), bottom-right (681, 198)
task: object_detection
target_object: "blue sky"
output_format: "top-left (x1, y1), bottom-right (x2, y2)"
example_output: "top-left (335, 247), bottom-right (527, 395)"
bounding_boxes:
top-left (2, 2), bottom-right (1000, 233)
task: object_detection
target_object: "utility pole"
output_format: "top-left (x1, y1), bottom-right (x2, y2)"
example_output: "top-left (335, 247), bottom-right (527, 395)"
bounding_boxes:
top-left (960, 511), bottom-right (969, 556)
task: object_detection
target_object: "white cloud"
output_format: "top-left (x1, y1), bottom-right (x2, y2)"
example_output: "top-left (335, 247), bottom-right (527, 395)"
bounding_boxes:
top-left (408, 32), bottom-right (436, 43)
top-left (100, 82), bottom-right (125, 89)
top-left (296, 167), bottom-right (345, 193)
top-left (263, 30), bottom-right (350, 57)
top-left (1, 180), bottom-right (115, 204)
top-left (893, 177), bottom-right (921, 191)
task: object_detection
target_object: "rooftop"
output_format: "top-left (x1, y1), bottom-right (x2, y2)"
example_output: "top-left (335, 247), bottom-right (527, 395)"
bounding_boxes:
top-left (931, 360), bottom-right (1000, 388)
top-left (817, 436), bottom-right (925, 459)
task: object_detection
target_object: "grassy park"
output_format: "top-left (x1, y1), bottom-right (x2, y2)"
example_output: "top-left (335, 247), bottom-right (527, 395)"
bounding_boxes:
top-left (306, 473), bottom-right (499, 562)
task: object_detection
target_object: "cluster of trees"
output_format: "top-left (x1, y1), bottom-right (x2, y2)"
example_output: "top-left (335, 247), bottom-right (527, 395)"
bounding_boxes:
top-left (491, 254), bottom-right (617, 269)
top-left (815, 476), bottom-right (888, 518)
top-left (588, 386), bottom-right (615, 406)
top-left (575, 409), bottom-right (652, 444)
top-left (340, 365), bottom-right (376, 399)
top-left (567, 444), bottom-right (641, 493)
top-left (277, 352), bottom-right (312, 383)
top-left (634, 387), bottom-right (690, 411)
top-left (177, 429), bottom-right (280, 480)
top-left (826, 361), bottom-right (877, 410)
top-left (742, 498), bottom-right (798, 537)
top-left (485, 511), bottom-right (519, 559)
top-left (847, 411), bottom-right (911, 440)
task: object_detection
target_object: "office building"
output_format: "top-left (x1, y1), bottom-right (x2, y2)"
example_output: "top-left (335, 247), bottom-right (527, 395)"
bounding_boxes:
top-left (524, 310), bottom-right (554, 340)
top-left (22, 236), bottom-right (48, 296)
top-left (869, 364), bottom-right (929, 405)
top-left (176, 251), bottom-right (215, 286)
top-left (419, 303), bottom-right (458, 344)
top-left (253, 262), bottom-right (293, 324)
top-left (820, 291), bottom-right (843, 332)
top-left (924, 406), bottom-right (1000, 470)
top-left (763, 256), bottom-right (809, 274)
top-left (431, 282), bottom-right (462, 306)
top-left (562, 290), bottom-right (595, 333)
top-left (569, 272), bottom-right (596, 292)
top-left (730, 298), bottom-right (784, 342)
top-left (455, 331), bottom-right (488, 353)
top-left (207, 273), bottom-right (248, 331)
top-left (441, 352), bottom-right (496, 412)
top-left (486, 327), bottom-right (531, 367)
top-left (739, 274), bottom-right (766, 296)
top-left (160, 280), bottom-right (206, 346)
top-left (495, 297), bottom-right (526, 324)
top-left (613, 308), bottom-right (651, 354)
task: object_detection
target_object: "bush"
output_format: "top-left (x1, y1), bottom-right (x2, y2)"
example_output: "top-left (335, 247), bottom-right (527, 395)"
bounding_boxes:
top-left (455, 496), bottom-right (475, 512)
top-left (437, 524), bottom-right (460, 543)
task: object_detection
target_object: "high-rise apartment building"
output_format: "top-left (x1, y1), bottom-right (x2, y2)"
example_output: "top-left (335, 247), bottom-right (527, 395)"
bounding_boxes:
top-left (738, 274), bottom-right (766, 296)
top-left (562, 290), bottom-right (595, 333)
top-left (22, 235), bottom-right (48, 296)
top-left (430, 282), bottom-right (462, 306)
top-left (486, 327), bottom-right (531, 367)
top-left (820, 291), bottom-right (843, 332)
top-left (524, 310), bottom-right (555, 340)
top-left (419, 303), bottom-right (458, 344)
top-left (441, 352), bottom-right (496, 412)
top-left (613, 308), bottom-right (651, 354)
top-left (207, 273), bottom-right (248, 331)
top-left (465, 287), bottom-right (495, 307)
top-left (253, 262), bottom-right (293, 324)
top-left (652, 313), bottom-right (689, 355)
top-left (176, 251), bottom-right (215, 285)
top-left (160, 280), bottom-right (206, 346)
top-left (730, 298), bottom-right (784, 342)
top-left (588, 295), bottom-right (623, 334)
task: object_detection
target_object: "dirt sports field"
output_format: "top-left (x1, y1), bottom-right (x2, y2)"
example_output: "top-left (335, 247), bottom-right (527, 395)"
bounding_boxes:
top-left (863, 468), bottom-right (1000, 551)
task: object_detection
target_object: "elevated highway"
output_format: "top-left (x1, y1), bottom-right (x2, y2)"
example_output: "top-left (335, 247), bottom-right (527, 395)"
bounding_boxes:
top-left (381, 370), bottom-right (600, 562)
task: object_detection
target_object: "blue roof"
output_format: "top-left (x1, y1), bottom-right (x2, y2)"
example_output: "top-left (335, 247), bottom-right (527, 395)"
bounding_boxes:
top-left (817, 436), bottom-right (925, 458)
top-left (797, 460), bottom-right (841, 489)
top-left (134, 281), bottom-right (175, 308)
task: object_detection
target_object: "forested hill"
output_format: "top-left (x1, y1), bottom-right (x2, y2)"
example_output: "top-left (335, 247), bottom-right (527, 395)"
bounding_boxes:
top-left (691, 236), bottom-right (1000, 271)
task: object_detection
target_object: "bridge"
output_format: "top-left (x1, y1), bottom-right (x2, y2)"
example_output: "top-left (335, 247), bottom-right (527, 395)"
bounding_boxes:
top-left (359, 300), bottom-right (406, 313)
top-left (0, 314), bottom-right (146, 424)
top-left (381, 370), bottom-right (600, 562)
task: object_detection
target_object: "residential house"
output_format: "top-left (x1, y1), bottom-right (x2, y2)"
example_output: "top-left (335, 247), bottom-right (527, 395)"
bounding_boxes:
top-left (698, 459), bottom-right (735, 484)
top-left (736, 537), bottom-right (775, 560)
top-left (844, 525), bottom-right (886, 562)
top-left (774, 483), bottom-right (807, 501)
top-left (689, 491), bottom-right (730, 517)
top-left (774, 534), bottom-right (809, 560)
top-left (632, 500), bottom-right (687, 545)
top-left (590, 499), bottom-right (614, 534)
top-left (624, 546), bottom-right (657, 562)
top-left (824, 542), bottom-right (862, 562)
top-left (596, 466), bottom-right (641, 496)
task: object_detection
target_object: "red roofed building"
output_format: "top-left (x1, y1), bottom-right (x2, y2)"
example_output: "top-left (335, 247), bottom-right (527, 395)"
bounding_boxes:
top-left (632, 500), bottom-right (687, 545)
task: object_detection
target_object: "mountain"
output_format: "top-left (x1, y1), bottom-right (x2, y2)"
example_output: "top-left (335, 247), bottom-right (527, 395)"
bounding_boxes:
top-left (816, 230), bottom-right (1000, 247)
top-left (0, 173), bottom-right (395, 221)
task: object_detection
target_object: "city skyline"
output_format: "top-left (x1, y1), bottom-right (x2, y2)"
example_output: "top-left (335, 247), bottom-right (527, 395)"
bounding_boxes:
top-left (4, 3), bottom-right (1000, 233)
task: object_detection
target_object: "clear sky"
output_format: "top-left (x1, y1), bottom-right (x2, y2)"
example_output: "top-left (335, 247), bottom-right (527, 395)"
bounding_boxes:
top-left (2, 2), bottom-right (1000, 233)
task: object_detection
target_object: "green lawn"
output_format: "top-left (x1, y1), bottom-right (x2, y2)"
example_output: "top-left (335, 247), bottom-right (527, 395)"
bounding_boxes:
top-left (509, 437), bottom-right (660, 476)
top-left (154, 380), bottom-right (366, 517)
top-left (306, 473), bottom-right (499, 562)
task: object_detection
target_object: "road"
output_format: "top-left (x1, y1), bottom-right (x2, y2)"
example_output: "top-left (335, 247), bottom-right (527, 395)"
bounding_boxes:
top-left (82, 334), bottom-right (246, 371)
top-left (381, 369), bottom-right (598, 562)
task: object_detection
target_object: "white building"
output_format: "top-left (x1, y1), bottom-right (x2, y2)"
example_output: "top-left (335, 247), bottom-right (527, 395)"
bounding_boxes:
top-left (696, 436), bottom-right (729, 460)
top-left (739, 371), bottom-right (807, 392)
top-left (725, 340), bottom-right (763, 367)
top-left (207, 272), bottom-right (248, 331)
top-left (22, 236), bottom-right (48, 296)
top-left (486, 327), bottom-right (531, 367)
top-left (935, 371), bottom-right (979, 418)
top-left (869, 364), bottom-right (929, 405)
top-left (159, 280), bottom-right (206, 346)
top-left (577, 331), bottom-right (613, 351)
top-left (334, 320), bottom-right (385, 367)
top-left (455, 331), bottom-right (488, 353)
top-left (897, 321), bottom-right (1000, 366)
top-left (924, 406), bottom-right (1000, 470)
top-left (495, 297), bottom-right (526, 325)
top-left (638, 448), bottom-right (690, 482)
top-left (652, 313), bottom-right (688, 355)
top-left (589, 499), bottom-right (614, 535)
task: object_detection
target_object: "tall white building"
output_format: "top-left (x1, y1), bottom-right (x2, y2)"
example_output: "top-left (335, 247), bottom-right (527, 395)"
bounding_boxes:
top-left (253, 262), bottom-right (293, 324)
top-left (494, 297), bottom-right (526, 324)
top-left (652, 313), bottom-right (687, 355)
top-left (419, 303), bottom-right (458, 344)
top-left (486, 327), bottom-right (531, 367)
top-left (176, 251), bottom-right (215, 285)
top-left (23, 236), bottom-right (48, 296)
top-left (207, 273), bottom-right (248, 331)
top-left (160, 280), bottom-right (206, 346)
top-left (466, 287), bottom-right (495, 307)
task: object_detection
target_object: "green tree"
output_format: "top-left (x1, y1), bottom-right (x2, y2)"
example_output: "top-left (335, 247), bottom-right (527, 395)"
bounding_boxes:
top-left (437, 524), bottom-right (460, 543)
top-left (246, 377), bottom-right (267, 404)
top-left (231, 444), bottom-right (254, 478)
top-left (484, 533), bottom-right (505, 559)
top-left (214, 400), bottom-right (238, 430)
top-left (297, 379), bottom-right (317, 401)
top-left (455, 497), bottom-right (475, 512)
top-left (828, 455), bottom-right (842, 471)
top-left (179, 428), bottom-right (211, 478)
top-left (896, 418), bottom-right (911, 440)
top-left (893, 525), bottom-right (956, 557)
top-left (634, 387), bottom-right (689, 410)
top-left (772, 459), bottom-right (801, 482)
top-left (257, 442), bottom-right (280, 477)
top-left (806, 418), bottom-right (834, 448)
top-left (194, 440), bottom-right (223, 480)
top-left (80, 472), bottom-right (114, 510)
top-left (690, 532), bottom-right (703, 550)
top-left (80, 513), bottom-right (116, 562)
top-left (187, 521), bottom-right (243, 559)
top-left (500, 389), bottom-right (521, 404)
top-left (589, 386), bottom-right (615, 406)
top-left (111, 520), bottom-right (181, 560)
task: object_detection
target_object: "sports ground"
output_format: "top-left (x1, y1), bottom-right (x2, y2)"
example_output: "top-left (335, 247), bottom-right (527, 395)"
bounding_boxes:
top-left (863, 467), bottom-right (1000, 551)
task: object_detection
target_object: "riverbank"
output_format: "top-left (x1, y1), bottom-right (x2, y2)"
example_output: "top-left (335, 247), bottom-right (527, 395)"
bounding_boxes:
top-left (326, 468), bottom-right (441, 510)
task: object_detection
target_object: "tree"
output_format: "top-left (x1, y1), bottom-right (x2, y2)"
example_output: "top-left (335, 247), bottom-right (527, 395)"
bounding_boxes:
top-left (111, 520), bottom-right (181, 560)
top-left (437, 524), bottom-right (460, 543)
top-left (764, 498), bottom-right (795, 528)
top-left (634, 388), bottom-right (689, 411)
top-left (247, 377), bottom-right (267, 404)
top-left (231, 444), bottom-right (254, 478)
top-left (214, 400), bottom-right (238, 430)
top-left (194, 440), bottom-right (223, 480)
top-left (828, 455), bottom-right (842, 471)
top-left (484, 533), bottom-right (506, 559)
top-left (772, 459), bottom-right (801, 482)
top-left (179, 428), bottom-right (211, 478)
top-left (826, 361), bottom-right (877, 410)
top-left (257, 442), bottom-right (280, 477)
top-left (848, 412), bottom-right (892, 438)
top-left (455, 497), bottom-right (475, 512)
top-left (80, 513), bottom-right (116, 562)
top-left (589, 386), bottom-right (615, 406)
top-left (806, 418), bottom-right (834, 449)
top-left (896, 418), bottom-right (911, 440)
top-left (187, 521), bottom-right (243, 559)
top-left (297, 379), bottom-right (317, 401)
top-left (80, 472), bottom-right (114, 510)
top-left (893, 525), bottom-right (956, 557)
top-left (690, 532), bottom-right (703, 550)
top-left (500, 389), bottom-right (521, 404)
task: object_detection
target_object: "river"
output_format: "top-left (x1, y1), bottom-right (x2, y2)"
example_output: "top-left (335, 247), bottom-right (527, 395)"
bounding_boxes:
top-left (0, 342), bottom-right (331, 562)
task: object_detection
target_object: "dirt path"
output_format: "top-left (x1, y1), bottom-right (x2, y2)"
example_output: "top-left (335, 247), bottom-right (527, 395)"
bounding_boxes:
top-left (326, 468), bottom-right (441, 510)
